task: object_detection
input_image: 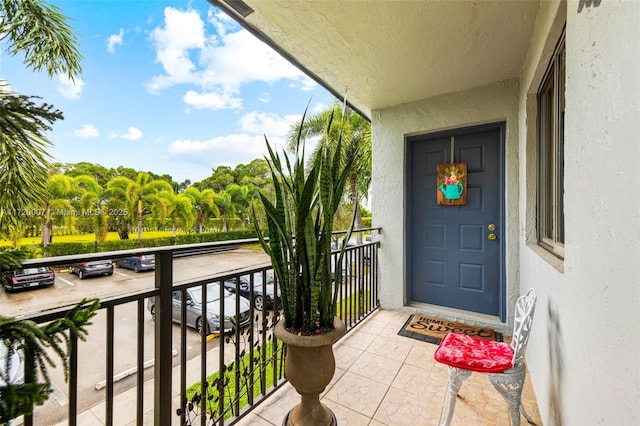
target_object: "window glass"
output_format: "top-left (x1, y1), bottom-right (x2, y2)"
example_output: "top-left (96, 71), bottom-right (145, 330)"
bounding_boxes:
top-left (537, 29), bottom-right (565, 258)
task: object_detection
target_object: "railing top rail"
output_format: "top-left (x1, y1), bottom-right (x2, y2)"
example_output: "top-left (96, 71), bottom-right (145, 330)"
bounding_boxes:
top-left (20, 238), bottom-right (261, 268)
top-left (19, 227), bottom-right (382, 269)
top-left (14, 288), bottom-right (159, 322)
top-left (171, 262), bottom-right (274, 291)
top-left (331, 226), bottom-right (382, 235)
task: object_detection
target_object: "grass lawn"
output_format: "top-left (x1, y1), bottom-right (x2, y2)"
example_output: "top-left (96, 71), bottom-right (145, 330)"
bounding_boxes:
top-left (0, 231), bottom-right (186, 247)
top-left (184, 339), bottom-right (284, 421)
top-left (336, 290), bottom-right (371, 316)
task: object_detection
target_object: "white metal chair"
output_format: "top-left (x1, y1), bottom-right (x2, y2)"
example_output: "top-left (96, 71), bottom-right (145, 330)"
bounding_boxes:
top-left (434, 288), bottom-right (537, 426)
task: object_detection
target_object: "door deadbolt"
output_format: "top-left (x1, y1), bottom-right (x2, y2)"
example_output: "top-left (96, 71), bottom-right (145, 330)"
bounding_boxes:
top-left (488, 224), bottom-right (496, 231)
top-left (488, 233), bottom-right (497, 241)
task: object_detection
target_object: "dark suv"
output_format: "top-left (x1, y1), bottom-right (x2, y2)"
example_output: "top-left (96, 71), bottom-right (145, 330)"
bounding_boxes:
top-left (116, 255), bottom-right (155, 272)
top-left (68, 260), bottom-right (113, 280)
top-left (223, 272), bottom-right (280, 311)
top-left (2, 267), bottom-right (55, 291)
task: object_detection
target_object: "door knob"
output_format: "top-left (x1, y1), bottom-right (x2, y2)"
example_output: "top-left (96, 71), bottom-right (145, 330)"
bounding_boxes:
top-left (488, 224), bottom-right (496, 231)
top-left (488, 233), bottom-right (497, 241)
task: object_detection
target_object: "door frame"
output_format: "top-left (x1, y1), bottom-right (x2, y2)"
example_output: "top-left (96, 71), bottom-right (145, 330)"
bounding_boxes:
top-left (405, 122), bottom-right (507, 322)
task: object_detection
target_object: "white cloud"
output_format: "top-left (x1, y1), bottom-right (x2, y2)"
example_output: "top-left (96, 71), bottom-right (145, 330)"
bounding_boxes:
top-left (239, 111), bottom-right (301, 138)
top-left (167, 110), bottom-right (306, 168)
top-left (301, 78), bottom-right (318, 91)
top-left (147, 8), bottom-right (312, 109)
top-left (107, 29), bottom-right (124, 53)
top-left (168, 133), bottom-right (281, 167)
top-left (113, 127), bottom-right (143, 141)
top-left (169, 134), bottom-right (258, 155)
top-left (57, 74), bottom-right (84, 99)
top-left (147, 7), bottom-right (205, 93)
top-left (0, 79), bottom-right (12, 90)
top-left (312, 102), bottom-right (332, 114)
top-left (183, 89), bottom-right (241, 110)
top-left (74, 124), bottom-right (99, 138)
top-left (197, 26), bottom-right (304, 89)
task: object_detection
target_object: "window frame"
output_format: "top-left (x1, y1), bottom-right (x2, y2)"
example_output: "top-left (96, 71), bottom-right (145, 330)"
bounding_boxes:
top-left (537, 29), bottom-right (566, 259)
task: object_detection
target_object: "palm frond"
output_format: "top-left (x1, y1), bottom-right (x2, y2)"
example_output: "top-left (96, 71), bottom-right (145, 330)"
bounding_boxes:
top-left (0, 299), bottom-right (99, 422)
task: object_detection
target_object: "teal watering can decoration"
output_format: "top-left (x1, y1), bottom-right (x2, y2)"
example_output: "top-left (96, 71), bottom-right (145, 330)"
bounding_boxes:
top-left (436, 162), bottom-right (467, 205)
top-left (439, 182), bottom-right (464, 200)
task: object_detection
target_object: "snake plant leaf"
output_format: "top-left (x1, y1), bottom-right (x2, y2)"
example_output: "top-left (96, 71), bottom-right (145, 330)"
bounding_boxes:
top-left (254, 103), bottom-right (357, 332)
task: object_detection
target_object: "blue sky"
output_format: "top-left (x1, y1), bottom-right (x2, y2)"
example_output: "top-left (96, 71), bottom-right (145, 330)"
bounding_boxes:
top-left (0, 0), bottom-right (336, 184)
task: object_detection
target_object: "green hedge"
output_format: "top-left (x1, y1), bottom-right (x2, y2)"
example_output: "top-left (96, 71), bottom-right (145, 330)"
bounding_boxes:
top-left (361, 216), bottom-right (372, 228)
top-left (206, 218), bottom-right (244, 231)
top-left (173, 230), bottom-right (256, 245)
top-left (41, 230), bottom-right (257, 257)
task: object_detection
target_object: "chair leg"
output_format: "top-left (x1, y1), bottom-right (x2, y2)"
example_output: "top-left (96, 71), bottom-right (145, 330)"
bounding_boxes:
top-left (439, 367), bottom-right (472, 426)
top-left (488, 363), bottom-right (528, 426)
top-left (520, 404), bottom-right (536, 425)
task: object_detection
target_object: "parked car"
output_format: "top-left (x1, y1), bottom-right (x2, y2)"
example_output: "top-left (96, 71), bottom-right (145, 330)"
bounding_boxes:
top-left (331, 239), bottom-right (356, 277)
top-left (147, 283), bottom-right (251, 334)
top-left (68, 260), bottom-right (113, 280)
top-left (223, 272), bottom-right (281, 311)
top-left (331, 238), bottom-right (373, 274)
top-left (116, 255), bottom-right (155, 272)
top-left (2, 267), bottom-right (55, 292)
top-left (0, 341), bottom-right (24, 387)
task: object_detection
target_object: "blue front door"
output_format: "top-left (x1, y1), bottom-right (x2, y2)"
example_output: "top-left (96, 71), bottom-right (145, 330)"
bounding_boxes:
top-left (407, 123), bottom-right (505, 318)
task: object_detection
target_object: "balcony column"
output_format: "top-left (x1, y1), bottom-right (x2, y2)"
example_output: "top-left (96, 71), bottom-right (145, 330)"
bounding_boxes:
top-left (154, 249), bottom-right (173, 426)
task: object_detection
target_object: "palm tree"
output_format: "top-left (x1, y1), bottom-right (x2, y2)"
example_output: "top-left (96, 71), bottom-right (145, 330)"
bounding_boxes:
top-left (183, 187), bottom-right (220, 233)
top-left (75, 175), bottom-right (109, 243)
top-left (0, 220), bottom-right (25, 248)
top-left (0, 0), bottom-right (82, 77)
top-left (105, 176), bottom-right (134, 240)
top-left (157, 190), bottom-right (195, 237)
top-left (287, 102), bottom-right (371, 243)
top-left (0, 0), bottom-right (82, 234)
top-left (213, 190), bottom-right (235, 232)
top-left (127, 173), bottom-right (174, 242)
top-left (0, 1), bottom-right (94, 421)
top-left (40, 174), bottom-right (76, 247)
top-left (226, 184), bottom-right (255, 227)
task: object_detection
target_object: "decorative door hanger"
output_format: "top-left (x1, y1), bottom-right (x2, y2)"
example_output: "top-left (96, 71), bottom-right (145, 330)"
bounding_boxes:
top-left (437, 162), bottom-right (467, 206)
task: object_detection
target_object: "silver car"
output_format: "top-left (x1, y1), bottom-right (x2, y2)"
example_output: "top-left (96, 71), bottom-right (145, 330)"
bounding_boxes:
top-left (147, 283), bottom-right (251, 334)
top-left (0, 342), bottom-right (24, 386)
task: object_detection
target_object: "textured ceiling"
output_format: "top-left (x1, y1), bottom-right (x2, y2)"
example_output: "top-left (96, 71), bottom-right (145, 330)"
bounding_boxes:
top-left (212, 0), bottom-right (540, 118)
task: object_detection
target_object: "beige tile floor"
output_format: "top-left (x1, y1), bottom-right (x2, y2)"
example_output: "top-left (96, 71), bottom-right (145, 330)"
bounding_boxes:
top-left (51, 309), bottom-right (540, 425)
top-left (237, 309), bottom-right (541, 426)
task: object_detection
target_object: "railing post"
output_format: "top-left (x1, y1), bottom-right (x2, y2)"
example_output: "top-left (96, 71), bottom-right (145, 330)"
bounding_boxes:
top-left (154, 250), bottom-right (173, 426)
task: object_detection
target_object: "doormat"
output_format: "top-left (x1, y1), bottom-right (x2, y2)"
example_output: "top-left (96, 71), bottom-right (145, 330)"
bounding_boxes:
top-left (398, 314), bottom-right (503, 345)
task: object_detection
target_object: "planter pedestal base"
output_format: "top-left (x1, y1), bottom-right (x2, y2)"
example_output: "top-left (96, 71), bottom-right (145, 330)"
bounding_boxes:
top-left (283, 403), bottom-right (337, 426)
top-left (275, 318), bottom-right (346, 426)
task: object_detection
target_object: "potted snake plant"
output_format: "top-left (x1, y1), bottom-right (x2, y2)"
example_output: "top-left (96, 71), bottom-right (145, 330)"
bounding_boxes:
top-left (254, 105), bottom-right (357, 425)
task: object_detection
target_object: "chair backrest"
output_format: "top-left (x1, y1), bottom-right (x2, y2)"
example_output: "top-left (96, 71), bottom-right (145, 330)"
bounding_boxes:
top-left (510, 288), bottom-right (537, 365)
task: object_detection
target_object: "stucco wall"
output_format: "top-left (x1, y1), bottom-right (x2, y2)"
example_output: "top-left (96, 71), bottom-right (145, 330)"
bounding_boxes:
top-left (518, 1), bottom-right (640, 425)
top-left (371, 79), bottom-right (520, 330)
top-left (372, 0), bottom-right (639, 424)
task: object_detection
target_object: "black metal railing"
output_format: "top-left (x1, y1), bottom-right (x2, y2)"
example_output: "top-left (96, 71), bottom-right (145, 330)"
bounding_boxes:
top-left (8, 230), bottom-right (380, 425)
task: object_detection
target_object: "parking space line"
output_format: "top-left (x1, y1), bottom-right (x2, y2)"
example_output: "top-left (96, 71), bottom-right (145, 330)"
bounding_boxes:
top-left (114, 271), bottom-right (128, 277)
top-left (51, 381), bottom-right (69, 406)
top-left (58, 277), bottom-right (75, 286)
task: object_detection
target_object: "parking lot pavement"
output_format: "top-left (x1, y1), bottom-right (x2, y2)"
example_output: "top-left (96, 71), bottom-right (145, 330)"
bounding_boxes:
top-left (0, 247), bottom-right (271, 318)
top-left (3, 247), bottom-right (272, 425)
